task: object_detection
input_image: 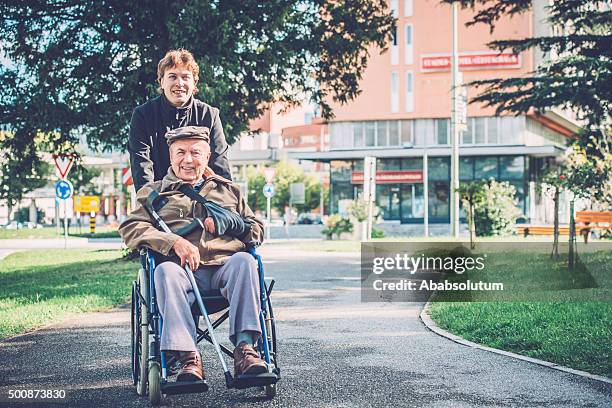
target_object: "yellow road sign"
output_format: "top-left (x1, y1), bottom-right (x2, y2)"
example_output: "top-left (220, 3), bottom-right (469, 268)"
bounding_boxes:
top-left (74, 196), bottom-right (100, 213)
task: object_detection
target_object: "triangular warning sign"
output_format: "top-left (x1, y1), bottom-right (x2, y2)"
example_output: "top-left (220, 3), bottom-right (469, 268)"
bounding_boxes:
top-left (53, 154), bottom-right (75, 179)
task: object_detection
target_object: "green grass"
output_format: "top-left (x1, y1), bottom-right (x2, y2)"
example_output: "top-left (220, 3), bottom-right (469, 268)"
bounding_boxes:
top-left (429, 251), bottom-right (612, 377)
top-left (0, 226), bottom-right (119, 239)
top-left (0, 249), bottom-right (138, 339)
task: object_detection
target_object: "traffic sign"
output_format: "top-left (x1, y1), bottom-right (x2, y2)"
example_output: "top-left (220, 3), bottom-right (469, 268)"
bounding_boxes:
top-left (52, 153), bottom-right (76, 179)
top-left (263, 168), bottom-right (276, 184)
top-left (74, 195), bottom-right (99, 213)
top-left (263, 184), bottom-right (275, 198)
top-left (122, 167), bottom-right (133, 186)
top-left (55, 180), bottom-right (74, 200)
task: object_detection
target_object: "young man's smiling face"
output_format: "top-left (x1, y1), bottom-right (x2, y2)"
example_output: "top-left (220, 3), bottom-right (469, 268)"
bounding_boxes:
top-left (160, 64), bottom-right (196, 107)
top-left (169, 139), bottom-right (211, 183)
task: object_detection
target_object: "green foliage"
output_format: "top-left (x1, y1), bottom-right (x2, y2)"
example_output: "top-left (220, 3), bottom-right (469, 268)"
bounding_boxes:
top-left (13, 207), bottom-right (45, 224)
top-left (0, 130), bottom-right (51, 209)
top-left (561, 147), bottom-right (611, 205)
top-left (321, 214), bottom-right (353, 240)
top-left (371, 227), bottom-right (385, 239)
top-left (446, 0), bottom-right (612, 160)
top-left (247, 161), bottom-right (323, 214)
top-left (72, 164), bottom-right (102, 195)
top-left (0, 0), bottom-right (394, 204)
top-left (472, 180), bottom-right (523, 236)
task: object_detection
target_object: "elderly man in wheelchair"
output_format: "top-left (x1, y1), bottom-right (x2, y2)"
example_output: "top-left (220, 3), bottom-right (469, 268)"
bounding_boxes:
top-left (119, 126), bottom-right (271, 390)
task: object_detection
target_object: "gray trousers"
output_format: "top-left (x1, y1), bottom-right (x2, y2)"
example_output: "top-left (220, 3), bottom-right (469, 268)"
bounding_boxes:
top-left (154, 252), bottom-right (261, 352)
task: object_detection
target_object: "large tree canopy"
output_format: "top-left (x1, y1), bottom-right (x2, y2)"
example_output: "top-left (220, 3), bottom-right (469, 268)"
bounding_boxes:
top-left (445, 0), bottom-right (611, 158)
top-left (0, 0), bottom-right (394, 205)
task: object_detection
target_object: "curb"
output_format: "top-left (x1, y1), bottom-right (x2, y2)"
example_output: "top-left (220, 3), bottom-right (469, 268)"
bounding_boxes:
top-left (419, 302), bottom-right (612, 385)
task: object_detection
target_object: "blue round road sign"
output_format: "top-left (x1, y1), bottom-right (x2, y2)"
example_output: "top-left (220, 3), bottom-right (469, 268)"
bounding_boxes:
top-left (263, 184), bottom-right (275, 198)
top-left (55, 180), bottom-right (74, 200)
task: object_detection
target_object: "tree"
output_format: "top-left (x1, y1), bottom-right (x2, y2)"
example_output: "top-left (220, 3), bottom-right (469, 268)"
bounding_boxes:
top-left (457, 181), bottom-right (487, 248)
top-left (0, 1), bottom-right (394, 202)
top-left (540, 168), bottom-right (564, 259)
top-left (445, 0), bottom-right (611, 160)
top-left (472, 180), bottom-right (523, 237)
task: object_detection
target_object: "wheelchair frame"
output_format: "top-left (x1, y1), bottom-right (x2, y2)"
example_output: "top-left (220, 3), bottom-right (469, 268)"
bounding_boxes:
top-left (130, 245), bottom-right (280, 405)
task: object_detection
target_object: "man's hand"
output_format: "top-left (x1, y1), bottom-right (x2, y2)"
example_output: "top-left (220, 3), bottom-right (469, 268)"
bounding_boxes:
top-left (171, 237), bottom-right (200, 270)
top-left (204, 217), bottom-right (215, 234)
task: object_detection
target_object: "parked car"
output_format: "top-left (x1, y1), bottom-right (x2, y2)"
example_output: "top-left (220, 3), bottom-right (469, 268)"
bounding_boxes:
top-left (296, 213), bottom-right (323, 225)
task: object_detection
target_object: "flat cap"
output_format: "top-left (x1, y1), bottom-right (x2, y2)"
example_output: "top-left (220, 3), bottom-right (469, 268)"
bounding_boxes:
top-left (165, 126), bottom-right (210, 145)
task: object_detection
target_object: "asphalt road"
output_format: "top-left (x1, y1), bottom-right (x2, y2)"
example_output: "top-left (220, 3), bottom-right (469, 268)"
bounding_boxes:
top-left (0, 246), bottom-right (610, 407)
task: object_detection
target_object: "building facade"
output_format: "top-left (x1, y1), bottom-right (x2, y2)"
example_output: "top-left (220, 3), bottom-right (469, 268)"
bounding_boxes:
top-left (292, 0), bottom-right (578, 226)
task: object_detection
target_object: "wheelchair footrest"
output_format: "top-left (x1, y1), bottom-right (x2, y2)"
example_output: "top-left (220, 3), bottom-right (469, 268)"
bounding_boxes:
top-left (160, 379), bottom-right (209, 395)
top-left (232, 372), bottom-right (279, 389)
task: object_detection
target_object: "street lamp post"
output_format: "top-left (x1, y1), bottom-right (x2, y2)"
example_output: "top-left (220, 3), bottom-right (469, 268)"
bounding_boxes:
top-left (450, 1), bottom-right (461, 238)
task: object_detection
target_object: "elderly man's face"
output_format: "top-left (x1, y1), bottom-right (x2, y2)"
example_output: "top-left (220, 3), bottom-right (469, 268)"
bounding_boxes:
top-left (170, 139), bottom-right (211, 183)
top-left (160, 64), bottom-right (196, 107)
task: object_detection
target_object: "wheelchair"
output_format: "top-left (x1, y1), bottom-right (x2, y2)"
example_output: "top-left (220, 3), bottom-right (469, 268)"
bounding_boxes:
top-left (130, 246), bottom-right (280, 405)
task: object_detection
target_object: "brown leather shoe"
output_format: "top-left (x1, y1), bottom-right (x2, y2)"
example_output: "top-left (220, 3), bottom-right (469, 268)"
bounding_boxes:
top-left (233, 342), bottom-right (267, 376)
top-left (176, 351), bottom-right (205, 382)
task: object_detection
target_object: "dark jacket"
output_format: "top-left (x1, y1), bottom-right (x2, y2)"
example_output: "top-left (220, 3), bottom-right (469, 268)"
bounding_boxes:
top-left (128, 94), bottom-right (232, 191)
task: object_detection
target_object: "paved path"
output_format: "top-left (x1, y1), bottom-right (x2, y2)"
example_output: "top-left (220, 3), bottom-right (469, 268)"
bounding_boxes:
top-left (0, 248), bottom-right (610, 407)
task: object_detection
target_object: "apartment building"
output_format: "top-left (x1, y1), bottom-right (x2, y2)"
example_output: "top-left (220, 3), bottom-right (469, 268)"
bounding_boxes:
top-left (292, 0), bottom-right (578, 226)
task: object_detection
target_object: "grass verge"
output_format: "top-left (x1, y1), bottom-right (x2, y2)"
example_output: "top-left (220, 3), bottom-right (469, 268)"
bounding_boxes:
top-left (0, 226), bottom-right (119, 240)
top-left (428, 251), bottom-right (611, 378)
top-left (0, 249), bottom-right (138, 339)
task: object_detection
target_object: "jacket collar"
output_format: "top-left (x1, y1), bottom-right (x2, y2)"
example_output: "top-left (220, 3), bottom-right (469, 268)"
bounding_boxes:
top-left (160, 93), bottom-right (194, 123)
top-left (161, 166), bottom-right (231, 192)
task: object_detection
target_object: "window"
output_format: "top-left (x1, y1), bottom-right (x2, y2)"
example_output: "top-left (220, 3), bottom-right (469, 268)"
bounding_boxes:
top-left (404, 24), bottom-right (413, 65)
top-left (365, 121), bottom-right (376, 146)
top-left (353, 122), bottom-right (364, 147)
top-left (499, 156), bottom-right (524, 180)
top-left (377, 121), bottom-right (389, 146)
top-left (474, 117), bottom-right (486, 144)
top-left (414, 119), bottom-right (434, 146)
top-left (388, 120), bottom-right (399, 146)
top-left (462, 120), bottom-right (473, 144)
top-left (460, 157), bottom-right (473, 180)
top-left (330, 122), bottom-right (353, 148)
top-left (378, 158), bottom-right (401, 171)
top-left (391, 26), bottom-right (399, 65)
top-left (435, 119), bottom-right (449, 145)
top-left (400, 120), bottom-right (413, 146)
top-left (391, 72), bottom-right (399, 113)
top-left (405, 71), bottom-right (414, 112)
top-left (404, 0), bottom-right (413, 16)
top-left (475, 157), bottom-right (498, 179)
top-left (487, 117), bottom-right (499, 144)
top-left (402, 157), bottom-right (422, 170)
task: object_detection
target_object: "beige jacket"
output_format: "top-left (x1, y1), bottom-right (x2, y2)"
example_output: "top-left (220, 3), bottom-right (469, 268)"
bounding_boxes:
top-left (119, 167), bottom-right (264, 266)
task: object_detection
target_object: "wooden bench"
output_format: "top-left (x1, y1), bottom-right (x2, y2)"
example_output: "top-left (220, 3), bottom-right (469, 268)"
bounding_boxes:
top-left (576, 211), bottom-right (612, 242)
top-left (517, 225), bottom-right (570, 236)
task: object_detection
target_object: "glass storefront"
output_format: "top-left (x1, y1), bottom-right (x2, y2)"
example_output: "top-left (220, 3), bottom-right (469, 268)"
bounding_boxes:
top-left (329, 155), bottom-right (528, 223)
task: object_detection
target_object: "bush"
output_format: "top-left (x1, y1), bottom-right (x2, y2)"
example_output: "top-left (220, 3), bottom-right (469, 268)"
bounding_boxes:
top-left (321, 214), bottom-right (353, 240)
top-left (473, 180), bottom-right (523, 236)
top-left (371, 227), bottom-right (385, 238)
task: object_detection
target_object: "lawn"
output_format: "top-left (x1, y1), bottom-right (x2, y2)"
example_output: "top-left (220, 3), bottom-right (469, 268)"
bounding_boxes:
top-left (428, 250), bottom-right (612, 378)
top-left (0, 226), bottom-right (120, 239)
top-left (0, 249), bottom-right (138, 339)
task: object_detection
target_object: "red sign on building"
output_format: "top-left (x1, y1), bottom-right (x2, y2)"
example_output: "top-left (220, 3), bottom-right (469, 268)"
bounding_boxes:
top-left (421, 52), bottom-right (521, 72)
top-left (351, 170), bottom-right (423, 184)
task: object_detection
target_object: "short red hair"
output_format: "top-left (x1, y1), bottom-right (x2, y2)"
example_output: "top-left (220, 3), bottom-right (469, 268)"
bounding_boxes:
top-left (156, 49), bottom-right (200, 93)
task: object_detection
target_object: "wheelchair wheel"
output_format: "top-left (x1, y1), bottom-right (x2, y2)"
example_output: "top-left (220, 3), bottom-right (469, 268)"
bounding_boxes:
top-left (148, 362), bottom-right (162, 405)
top-left (135, 268), bottom-right (149, 397)
top-left (130, 282), bottom-right (139, 386)
top-left (265, 383), bottom-right (276, 398)
top-left (262, 285), bottom-right (278, 399)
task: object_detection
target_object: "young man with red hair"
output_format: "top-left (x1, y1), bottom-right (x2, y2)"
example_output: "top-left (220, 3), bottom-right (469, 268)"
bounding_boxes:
top-left (128, 49), bottom-right (232, 191)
